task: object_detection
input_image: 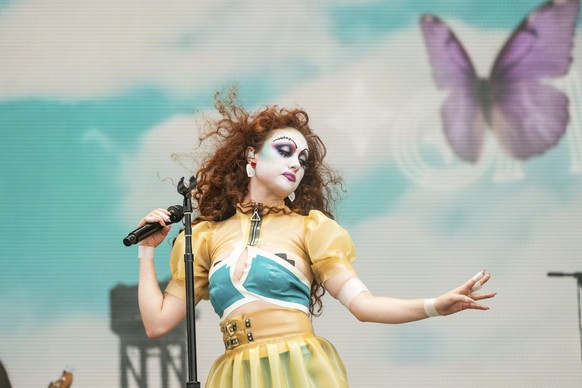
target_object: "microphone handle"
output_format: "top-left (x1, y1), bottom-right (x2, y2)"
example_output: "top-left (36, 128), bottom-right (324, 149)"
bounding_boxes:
top-left (123, 224), bottom-right (162, 246)
top-left (123, 205), bottom-right (184, 246)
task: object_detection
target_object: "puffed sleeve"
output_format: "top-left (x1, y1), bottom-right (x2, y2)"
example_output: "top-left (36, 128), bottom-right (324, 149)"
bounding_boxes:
top-left (305, 210), bottom-right (357, 284)
top-left (164, 221), bottom-right (212, 305)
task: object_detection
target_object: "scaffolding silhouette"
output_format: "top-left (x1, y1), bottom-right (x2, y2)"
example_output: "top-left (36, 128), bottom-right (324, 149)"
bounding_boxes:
top-left (110, 281), bottom-right (190, 388)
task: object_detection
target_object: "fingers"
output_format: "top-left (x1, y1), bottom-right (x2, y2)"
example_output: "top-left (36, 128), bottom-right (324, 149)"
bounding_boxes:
top-left (437, 294), bottom-right (476, 316)
top-left (466, 270), bottom-right (491, 292)
top-left (467, 275), bottom-right (496, 310)
top-left (472, 270), bottom-right (484, 283)
top-left (469, 270), bottom-right (485, 291)
top-left (138, 208), bottom-right (172, 227)
top-left (466, 291), bottom-right (495, 310)
top-left (451, 293), bottom-right (490, 312)
top-left (437, 272), bottom-right (496, 316)
top-left (449, 293), bottom-right (475, 305)
top-left (471, 292), bottom-right (497, 301)
top-left (467, 301), bottom-right (490, 311)
top-left (468, 271), bottom-right (496, 303)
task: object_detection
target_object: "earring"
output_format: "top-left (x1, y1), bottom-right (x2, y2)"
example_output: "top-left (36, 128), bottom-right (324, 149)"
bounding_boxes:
top-left (287, 191), bottom-right (295, 202)
top-left (246, 149), bottom-right (256, 177)
top-left (246, 161), bottom-right (256, 177)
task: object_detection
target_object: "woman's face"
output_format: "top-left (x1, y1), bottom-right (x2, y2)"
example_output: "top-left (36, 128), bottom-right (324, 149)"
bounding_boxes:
top-left (247, 127), bottom-right (309, 202)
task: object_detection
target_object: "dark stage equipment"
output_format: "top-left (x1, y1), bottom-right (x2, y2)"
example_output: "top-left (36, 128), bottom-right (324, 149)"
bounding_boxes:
top-left (110, 281), bottom-right (193, 388)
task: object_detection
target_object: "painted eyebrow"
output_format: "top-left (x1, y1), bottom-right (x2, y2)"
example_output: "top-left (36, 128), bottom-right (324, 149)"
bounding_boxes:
top-left (272, 136), bottom-right (298, 148)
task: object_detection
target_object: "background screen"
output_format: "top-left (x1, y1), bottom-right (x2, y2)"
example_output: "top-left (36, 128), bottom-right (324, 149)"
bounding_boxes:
top-left (1, 0), bottom-right (581, 386)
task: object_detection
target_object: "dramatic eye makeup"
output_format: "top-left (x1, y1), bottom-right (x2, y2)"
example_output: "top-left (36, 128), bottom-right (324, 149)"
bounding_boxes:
top-left (271, 136), bottom-right (309, 168)
top-left (273, 143), bottom-right (295, 157)
top-left (298, 150), bottom-right (308, 168)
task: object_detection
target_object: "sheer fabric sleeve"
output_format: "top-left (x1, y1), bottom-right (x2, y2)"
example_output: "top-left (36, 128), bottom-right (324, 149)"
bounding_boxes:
top-left (164, 221), bottom-right (212, 305)
top-left (304, 210), bottom-right (357, 284)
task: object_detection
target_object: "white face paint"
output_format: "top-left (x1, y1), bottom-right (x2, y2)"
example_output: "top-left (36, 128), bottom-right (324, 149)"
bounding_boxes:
top-left (246, 128), bottom-right (309, 203)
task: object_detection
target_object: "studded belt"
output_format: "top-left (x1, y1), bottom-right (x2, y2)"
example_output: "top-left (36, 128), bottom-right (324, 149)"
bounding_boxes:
top-left (220, 308), bottom-right (313, 350)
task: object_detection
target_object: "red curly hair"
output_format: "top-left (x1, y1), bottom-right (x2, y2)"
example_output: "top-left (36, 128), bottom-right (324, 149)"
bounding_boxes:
top-left (192, 90), bottom-right (343, 316)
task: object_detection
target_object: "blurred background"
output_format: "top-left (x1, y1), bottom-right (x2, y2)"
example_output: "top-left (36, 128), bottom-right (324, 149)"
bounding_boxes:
top-left (1, 0), bottom-right (581, 386)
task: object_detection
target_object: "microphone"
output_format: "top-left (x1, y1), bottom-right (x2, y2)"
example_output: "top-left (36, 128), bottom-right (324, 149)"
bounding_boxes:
top-left (123, 205), bottom-right (184, 246)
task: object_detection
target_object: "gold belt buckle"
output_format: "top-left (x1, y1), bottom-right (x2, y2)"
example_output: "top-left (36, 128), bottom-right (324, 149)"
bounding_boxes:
top-left (225, 321), bottom-right (237, 335)
top-left (223, 321), bottom-right (240, 349)
top-left (225, 336), bottom-right (240, 349)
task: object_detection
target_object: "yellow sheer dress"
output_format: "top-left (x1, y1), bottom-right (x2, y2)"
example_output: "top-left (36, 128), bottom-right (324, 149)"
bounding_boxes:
top-left (165, 204), bottom-right (357, 387)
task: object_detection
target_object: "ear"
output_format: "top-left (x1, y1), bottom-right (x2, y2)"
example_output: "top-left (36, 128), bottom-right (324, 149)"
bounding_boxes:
top-left (245, 146), bottom-right (256, 163)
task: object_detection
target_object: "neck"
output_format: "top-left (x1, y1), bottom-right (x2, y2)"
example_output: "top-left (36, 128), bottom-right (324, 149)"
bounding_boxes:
top-left (242, 196), bottom-right (285, 207)
top-left (243, 187), bottom-right (286, 206)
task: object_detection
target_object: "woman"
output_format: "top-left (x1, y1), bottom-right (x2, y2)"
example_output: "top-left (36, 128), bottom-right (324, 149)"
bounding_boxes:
top-left (135, 93), bottom-right (496, 387)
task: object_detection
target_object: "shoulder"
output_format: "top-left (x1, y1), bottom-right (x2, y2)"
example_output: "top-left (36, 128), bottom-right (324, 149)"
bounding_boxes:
top-left (304, 209), bottom-right (344, 231)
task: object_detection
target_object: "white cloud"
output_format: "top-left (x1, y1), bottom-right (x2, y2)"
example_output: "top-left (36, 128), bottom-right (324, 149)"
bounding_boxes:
top-left (0, 0), bottom-right (336, 100)
top-left (82, 128), bottom-right (122, 154)
top-left (118, 114), bottom-right (205, 226)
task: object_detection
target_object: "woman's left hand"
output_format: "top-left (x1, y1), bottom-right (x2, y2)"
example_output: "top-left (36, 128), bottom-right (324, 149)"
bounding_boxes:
top-left (435, 270), bottom-right (496, 316)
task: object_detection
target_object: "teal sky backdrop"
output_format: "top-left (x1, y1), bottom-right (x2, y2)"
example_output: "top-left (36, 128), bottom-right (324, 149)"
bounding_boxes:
top-left (1, 0), bottom-right (581, 386)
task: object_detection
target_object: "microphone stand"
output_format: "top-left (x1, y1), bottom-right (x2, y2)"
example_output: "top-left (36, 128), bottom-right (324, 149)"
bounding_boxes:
top-left (177, 176), bottom-right (200, 388)
top-left (548, 272), bottom-right (582, 371)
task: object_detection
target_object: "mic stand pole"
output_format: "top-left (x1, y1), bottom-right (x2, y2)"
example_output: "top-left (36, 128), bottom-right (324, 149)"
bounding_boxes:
top-left (547, 271), bottom-right (582, 372)
top-left (178, 176), bottom-right (200, 388)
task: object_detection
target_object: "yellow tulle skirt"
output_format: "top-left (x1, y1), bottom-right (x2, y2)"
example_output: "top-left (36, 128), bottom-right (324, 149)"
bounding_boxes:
top-left (206, 308), bottom-right (349, 388)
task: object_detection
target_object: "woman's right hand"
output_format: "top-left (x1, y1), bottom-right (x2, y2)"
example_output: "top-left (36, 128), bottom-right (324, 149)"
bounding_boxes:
top-left (137, 208), bottom-right (173, 247)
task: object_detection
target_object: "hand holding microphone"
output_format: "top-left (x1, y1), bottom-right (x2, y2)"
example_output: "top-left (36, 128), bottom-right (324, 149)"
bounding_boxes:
top-left (123, 205), bottom-right (184, 247)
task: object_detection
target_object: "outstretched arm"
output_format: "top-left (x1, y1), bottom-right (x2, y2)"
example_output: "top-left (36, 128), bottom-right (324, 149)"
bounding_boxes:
top-left (325, 270), bottom-right (496, 324)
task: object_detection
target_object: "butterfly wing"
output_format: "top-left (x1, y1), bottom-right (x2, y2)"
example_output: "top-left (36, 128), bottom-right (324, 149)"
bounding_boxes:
top-left (491, 81), bottom-right (570, 159)
top-left (490, 0), bottom-right (579, 159)
top-left (420, 15), bottom-right (486, 162)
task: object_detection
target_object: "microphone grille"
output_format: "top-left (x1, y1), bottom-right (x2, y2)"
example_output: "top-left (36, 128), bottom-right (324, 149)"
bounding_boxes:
top-left (167, 205), bottom-right (184, 223)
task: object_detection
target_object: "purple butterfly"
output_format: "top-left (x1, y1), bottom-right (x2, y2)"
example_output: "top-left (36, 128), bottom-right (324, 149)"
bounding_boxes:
top-left (420, 0), bottom-right (579, 163)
